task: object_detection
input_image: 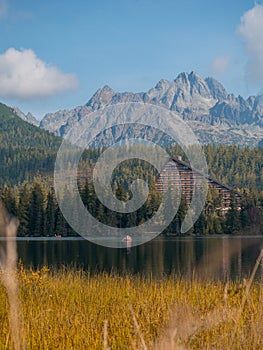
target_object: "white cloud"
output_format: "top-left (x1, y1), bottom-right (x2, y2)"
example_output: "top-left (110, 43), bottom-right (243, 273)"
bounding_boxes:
top-left (0, 0), bottom-right (8, 18)
top-left (0, 48), bottom-right (79, 100)
top-left (211, 55), bottom-right (230, 74)
top-left (238, 4), bottom-right (263, 83)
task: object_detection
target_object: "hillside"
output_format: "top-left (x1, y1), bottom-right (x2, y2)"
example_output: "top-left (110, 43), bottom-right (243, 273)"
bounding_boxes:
top-left (0, 103), bottom-right (62, 185)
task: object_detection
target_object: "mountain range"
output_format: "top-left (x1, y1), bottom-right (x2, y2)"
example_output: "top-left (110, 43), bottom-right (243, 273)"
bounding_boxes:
top-left (9, 72), bottom-right (263, 146)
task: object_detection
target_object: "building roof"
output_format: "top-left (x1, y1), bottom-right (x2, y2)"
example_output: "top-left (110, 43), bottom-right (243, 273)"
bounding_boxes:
top-left (170, 157), bottom-right (240, 195)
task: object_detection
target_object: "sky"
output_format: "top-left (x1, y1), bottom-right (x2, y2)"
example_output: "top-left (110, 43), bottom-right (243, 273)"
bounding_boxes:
top-left (0, 0), bottom-right (263, 119)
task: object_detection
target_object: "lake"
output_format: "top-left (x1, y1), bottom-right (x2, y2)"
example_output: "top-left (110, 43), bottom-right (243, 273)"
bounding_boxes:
top-left (14, 235), bottom-right (263, 281)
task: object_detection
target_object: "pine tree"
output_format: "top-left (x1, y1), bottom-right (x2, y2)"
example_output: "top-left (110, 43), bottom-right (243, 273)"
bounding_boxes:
top-left (44, 189), bottom-right (56, 236)
top-left (194, 211), bottom-right (206, 235)
top-left (28, 182), bottom-right (45, 236)
top-left (17, 182), bottom-right (31, 236)
top-left (225, 190), bottom-right (241, 234)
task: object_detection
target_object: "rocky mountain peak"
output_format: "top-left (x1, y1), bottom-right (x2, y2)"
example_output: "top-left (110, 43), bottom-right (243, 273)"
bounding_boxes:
top-left (189, 70), bottom-right (204, 82)
top-left (100, 84), bottom-right (115, 94)
top-left (174, 71), bottom-right (190, 84)
top-left (154, 79), bottom-right (170, 90)
top-left (205, 77), bottom-right (228, 101)
top-left (86, 85), bottom-right (116, 110)
top-left (173, 71), bottom-right (212, 99)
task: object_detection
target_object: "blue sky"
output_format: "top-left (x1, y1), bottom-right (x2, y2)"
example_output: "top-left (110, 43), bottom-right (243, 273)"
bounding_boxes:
top-left (0, 0), bottom-right (262, 119)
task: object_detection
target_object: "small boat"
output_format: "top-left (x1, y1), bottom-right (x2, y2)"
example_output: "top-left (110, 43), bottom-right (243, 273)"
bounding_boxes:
top-left (122, 235), bottom-right (132, 243)
top-left (55, 234), bottom-right (62, 238)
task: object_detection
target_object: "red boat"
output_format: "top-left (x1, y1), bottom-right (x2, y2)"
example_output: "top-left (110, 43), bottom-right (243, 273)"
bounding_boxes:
top-left (122, 235), bottom-right (132, 243)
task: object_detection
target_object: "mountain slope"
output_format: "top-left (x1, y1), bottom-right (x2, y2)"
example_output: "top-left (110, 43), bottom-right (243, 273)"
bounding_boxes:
top-left (0, 102), bottom-right (62, 184)
top-left (40, 72), bottom-right (263, 146)
top-left (12, 106), bottom-right (39, 127)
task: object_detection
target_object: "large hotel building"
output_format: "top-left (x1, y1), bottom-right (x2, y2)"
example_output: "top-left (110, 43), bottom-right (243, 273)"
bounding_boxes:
top-left (156, 157), bottom-right (240, 210)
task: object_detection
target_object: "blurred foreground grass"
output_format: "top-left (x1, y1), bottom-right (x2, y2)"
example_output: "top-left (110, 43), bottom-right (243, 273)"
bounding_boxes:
top-left (0, 266), bottom-right (262, 349)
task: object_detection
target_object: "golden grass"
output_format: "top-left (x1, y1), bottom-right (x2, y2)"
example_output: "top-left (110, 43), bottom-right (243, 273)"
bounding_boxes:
top-left (0, 266), bottom-right (263, 350)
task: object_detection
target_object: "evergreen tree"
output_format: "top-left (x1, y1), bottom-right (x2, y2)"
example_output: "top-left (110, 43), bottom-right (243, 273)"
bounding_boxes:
top-left (28, 182), bottom-right (45, 236)
top-left (44, 189), bottom-right (56, 236)
top-left (194, 211), bottom-right (206, 235)
top-left (225, 191), bottom-right (241, 234)
top-left (17, 182), bottom-right (31, 236)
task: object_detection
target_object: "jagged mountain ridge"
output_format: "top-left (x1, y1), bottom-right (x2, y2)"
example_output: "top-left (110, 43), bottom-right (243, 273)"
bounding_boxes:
top-left (12, 106), bottom-right (39, 127)
top-left (39, 71), bottom-right (263, 146)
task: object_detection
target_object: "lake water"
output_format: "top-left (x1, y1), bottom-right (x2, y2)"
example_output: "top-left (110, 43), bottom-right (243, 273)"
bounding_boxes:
top-left (15, 235), bottom-right (263, 281)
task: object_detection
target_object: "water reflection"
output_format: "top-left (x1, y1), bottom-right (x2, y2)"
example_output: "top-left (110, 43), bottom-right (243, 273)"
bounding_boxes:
top-left (16, 236), bottom-right (263, 281)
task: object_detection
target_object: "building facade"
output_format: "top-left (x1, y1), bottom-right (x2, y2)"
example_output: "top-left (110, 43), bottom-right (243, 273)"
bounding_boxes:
top-left (156, 157), bottom-right (240, 210)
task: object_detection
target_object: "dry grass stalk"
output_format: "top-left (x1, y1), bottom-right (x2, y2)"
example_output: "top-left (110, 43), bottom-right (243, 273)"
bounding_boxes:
top-left (153, 301), bottom-right (238, 350)
top-left (103, 319), bottom-right (109, 350)
top-left (129, 305), bottom-right (148, 350)
top-left (0, 201), bottom-right (24, 350)
top-left (223, 281), bottom-right (229, 308)
top-left (231, 248), bottom-right (263, 344)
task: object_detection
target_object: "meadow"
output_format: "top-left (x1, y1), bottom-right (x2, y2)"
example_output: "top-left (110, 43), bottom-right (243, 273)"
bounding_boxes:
top-left (0, 265), bottom-right (263, 350)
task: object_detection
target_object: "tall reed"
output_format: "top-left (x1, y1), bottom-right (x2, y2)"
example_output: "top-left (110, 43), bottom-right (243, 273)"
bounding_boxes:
top-left (0, 202), bottom-right (24, 350)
